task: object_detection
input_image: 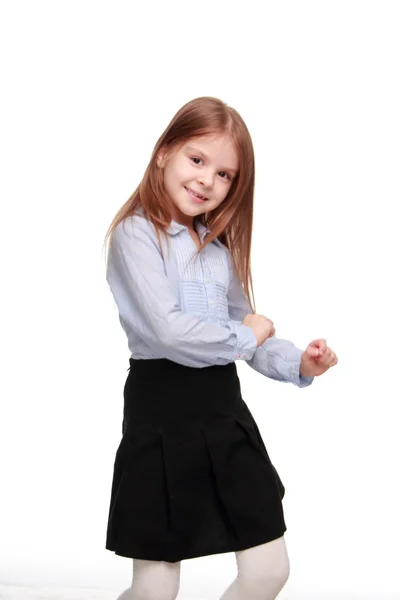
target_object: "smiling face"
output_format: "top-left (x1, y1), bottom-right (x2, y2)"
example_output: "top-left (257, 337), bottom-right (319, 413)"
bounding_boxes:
top-left (157, 133), bottom-right (239, 228)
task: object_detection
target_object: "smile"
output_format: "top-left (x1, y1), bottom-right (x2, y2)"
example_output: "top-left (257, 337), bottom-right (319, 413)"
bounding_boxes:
top-left (184, 186), bottom-right (208, 202)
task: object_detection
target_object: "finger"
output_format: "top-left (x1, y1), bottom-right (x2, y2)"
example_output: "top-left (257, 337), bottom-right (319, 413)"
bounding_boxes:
top-left (307, 345), bottom-right (320, 358)
top-left (319, 350), bottom-right (333, 366)
top-left (321, 351), bottom-right (338, 368)
top-left (308, 339), bottom-right (327, 355)
top-left (328, 353), bottom-right (338, 367)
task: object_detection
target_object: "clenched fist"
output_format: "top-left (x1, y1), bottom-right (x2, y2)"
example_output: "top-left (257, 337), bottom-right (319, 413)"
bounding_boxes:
top-left (300, 339), bottom-right (338, 377)
top-left (242, 314), bottom-right (275, 347)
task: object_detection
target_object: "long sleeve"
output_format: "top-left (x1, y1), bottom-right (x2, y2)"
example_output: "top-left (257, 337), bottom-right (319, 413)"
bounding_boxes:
top-left (106, 216), bottom-right (258, 368)
top-left (225, 248), bottom-right (314, 388)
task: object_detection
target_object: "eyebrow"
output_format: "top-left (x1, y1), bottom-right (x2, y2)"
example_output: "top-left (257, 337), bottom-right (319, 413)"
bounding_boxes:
top-left (186, 146), bottom-right (238, 174)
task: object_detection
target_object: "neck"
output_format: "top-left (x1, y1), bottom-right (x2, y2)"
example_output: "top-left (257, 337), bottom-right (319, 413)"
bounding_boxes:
top-left (171, 213), bottom-right (197, 230)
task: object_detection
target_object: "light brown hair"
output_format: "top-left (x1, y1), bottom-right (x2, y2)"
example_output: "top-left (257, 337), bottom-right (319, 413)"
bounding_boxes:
top-left (104, 96), bottom-right (256, 312)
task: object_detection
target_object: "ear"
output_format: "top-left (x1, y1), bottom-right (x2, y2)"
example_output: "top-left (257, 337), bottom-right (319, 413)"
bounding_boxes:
top-left (156, 148), bottom-right (167, 168)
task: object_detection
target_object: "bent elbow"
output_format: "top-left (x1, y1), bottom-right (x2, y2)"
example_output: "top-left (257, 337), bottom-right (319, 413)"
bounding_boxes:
top-left (157, 328), bottom-right (177, 349)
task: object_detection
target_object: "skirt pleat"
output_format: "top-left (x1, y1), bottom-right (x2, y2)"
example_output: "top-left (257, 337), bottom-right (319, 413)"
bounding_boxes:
top-left (105, 358), bottom-right (287, 562)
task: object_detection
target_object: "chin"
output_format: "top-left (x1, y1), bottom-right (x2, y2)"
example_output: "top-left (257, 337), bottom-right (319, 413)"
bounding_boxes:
top-left (180, 203), bottom-right (204, 215)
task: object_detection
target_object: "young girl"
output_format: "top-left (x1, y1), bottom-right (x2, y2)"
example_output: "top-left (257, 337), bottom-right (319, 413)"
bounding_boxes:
top-left (103, 96), bottom-right (338, 600)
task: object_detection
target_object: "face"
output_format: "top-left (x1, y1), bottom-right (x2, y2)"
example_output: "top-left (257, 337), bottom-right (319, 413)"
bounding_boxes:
top-left (157, 133), bottom-right (239, 228)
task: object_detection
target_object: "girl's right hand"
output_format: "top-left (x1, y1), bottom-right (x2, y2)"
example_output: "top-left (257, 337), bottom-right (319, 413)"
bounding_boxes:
top-left (242, 314), bottom-right (275, 347)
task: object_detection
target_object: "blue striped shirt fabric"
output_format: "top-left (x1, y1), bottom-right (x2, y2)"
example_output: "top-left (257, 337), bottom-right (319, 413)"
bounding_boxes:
top-left (106, 210), bottom-right (314, 388)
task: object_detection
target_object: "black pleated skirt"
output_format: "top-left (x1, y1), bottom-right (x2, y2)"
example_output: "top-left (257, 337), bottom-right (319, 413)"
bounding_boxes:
top-left (105, 358), bottom-right (287, 562)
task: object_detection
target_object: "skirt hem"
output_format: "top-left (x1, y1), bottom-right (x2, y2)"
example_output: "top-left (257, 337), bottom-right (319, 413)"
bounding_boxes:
top-left (105, 525), bottom-right (287, 562)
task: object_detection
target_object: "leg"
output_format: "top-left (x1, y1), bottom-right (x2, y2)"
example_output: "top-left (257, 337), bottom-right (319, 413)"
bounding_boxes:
top-left (116, 558), bottom-right (181, 600)
top-left (219, 536), bottom-right (290, 600)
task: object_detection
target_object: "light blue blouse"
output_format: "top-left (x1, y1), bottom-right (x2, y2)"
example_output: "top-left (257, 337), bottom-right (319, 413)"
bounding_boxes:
top-left (106, 210), bottom-right (313, 388)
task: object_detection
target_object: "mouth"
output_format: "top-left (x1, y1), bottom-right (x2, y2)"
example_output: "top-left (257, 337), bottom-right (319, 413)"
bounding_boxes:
top-left (184, 186), bottom-right (208, 202)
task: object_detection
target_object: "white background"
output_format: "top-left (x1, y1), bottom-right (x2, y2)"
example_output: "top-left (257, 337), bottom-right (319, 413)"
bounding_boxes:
top-left (1, 1), bottom-right (399, 599)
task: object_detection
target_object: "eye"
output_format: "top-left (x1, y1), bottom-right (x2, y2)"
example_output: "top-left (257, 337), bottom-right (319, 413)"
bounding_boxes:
top-left (190, 157), bottom-right (203, 165)
top-left (219, 172), bottom-right (230, 180)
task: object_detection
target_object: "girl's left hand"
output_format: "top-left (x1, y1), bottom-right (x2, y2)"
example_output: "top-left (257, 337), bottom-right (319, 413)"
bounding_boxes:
top-left (300, 339), bottom-right (338, 377)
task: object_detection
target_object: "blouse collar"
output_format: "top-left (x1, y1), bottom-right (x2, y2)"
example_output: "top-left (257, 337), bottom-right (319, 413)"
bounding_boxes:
top-left (167, 218), bottom-right (211, 241)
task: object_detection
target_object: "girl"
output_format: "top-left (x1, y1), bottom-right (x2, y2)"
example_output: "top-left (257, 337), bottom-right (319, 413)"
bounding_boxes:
top-left (103, 96), bottom-right (338, 600)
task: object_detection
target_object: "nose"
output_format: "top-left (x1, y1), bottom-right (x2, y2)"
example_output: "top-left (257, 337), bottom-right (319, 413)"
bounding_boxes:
top-left (197, 170), bottom-right (213, 188)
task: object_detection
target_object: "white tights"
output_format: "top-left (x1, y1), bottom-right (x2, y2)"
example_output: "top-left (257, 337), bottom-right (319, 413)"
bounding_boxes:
top-left (115, 536), bottom-right (290, 600)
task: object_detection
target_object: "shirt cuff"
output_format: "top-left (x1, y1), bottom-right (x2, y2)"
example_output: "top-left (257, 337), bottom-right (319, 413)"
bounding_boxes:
top-left (289, 348), bottom-right (314, 387)
top-left (231, 322), bottom-right (258, 361)
top-left (297, 373), bottom-right (314, 388)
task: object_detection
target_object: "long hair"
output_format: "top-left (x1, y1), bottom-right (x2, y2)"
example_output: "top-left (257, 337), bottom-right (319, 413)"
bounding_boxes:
top-left (103, 96), bottom-right (256, 312)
